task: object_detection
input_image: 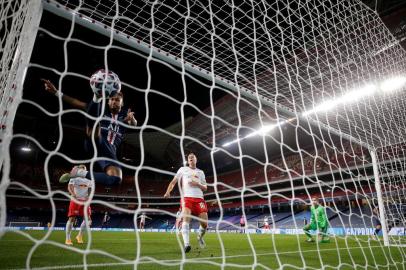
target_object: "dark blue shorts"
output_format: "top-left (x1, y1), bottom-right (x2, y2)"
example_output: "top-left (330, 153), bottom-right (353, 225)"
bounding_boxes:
top-left (84, 138), bottom-right (121, 171)
top-left (374, 217), bottom-right (382, 227)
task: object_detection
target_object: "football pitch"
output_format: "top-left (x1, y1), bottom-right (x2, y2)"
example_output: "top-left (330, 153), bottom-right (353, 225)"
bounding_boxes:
top-left (0, 231), bottom-right (404, 270)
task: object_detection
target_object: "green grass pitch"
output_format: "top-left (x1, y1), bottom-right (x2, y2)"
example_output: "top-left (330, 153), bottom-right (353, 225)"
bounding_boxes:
top-left (0, 231), bottom-right (405, 269)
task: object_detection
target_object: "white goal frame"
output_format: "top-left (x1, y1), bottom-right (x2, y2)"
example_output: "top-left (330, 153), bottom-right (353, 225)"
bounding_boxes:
top-left (0, 0), bottom-right (43, 237)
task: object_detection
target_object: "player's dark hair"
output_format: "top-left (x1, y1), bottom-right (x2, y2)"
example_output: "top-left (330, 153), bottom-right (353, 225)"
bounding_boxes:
top-left (187, 152), bottom-right (196, 158)
top-left (110, 91), bottom-right (123, 99)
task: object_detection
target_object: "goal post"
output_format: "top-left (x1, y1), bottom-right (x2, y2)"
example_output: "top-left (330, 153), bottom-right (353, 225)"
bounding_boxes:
top-left (0, 0), bottom-right (43, 236)
top-left (370, 149), bottom-right (390, 246)
top-left (371, 147), bottom-right (406, 247)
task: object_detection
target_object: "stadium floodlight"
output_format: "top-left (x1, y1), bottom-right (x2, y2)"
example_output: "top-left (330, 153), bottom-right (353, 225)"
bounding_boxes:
top-left (222, 119), bottom-right (292, 147)
top-left (380, 76), bottom-right (406, 92)
top-left (20, 146), bottom-right (32, 152)
top-left (302, 84), bottom-right (377, 116)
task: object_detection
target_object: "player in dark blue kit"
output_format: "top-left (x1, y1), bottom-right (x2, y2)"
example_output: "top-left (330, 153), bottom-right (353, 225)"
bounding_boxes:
top-left (42, 75), bottom-right (137, 186)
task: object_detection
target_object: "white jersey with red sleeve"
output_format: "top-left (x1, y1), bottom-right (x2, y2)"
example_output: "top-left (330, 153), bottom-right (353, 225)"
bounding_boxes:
top-left (69, 177), bottom-right (93, 200)
top-left (175, 166), bottom-right (206, 199)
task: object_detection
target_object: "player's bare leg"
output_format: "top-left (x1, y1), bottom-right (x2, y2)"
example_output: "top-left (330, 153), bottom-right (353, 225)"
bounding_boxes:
top-left (105, 165), bottom-right (122, 178)
top-left (65, 217), bottom-right (75, 245)
top-left (76, 218), bottom-right (91, 244)
top-left (197, 212), bottom-right (208, 249)
top-left (177, 220), bottom-right (182, 235)
top-left (181, 208), bottom-right (192, 253)
top-left (140, 222), bottom-right (145, 232)
top-left (303, 224), bottom-right (314, 242)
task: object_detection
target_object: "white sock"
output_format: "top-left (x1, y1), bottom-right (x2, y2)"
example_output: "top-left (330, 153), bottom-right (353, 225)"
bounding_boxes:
top-left (65, 220), bottom-right (73, 241)
top-left (79, 220), bottom-right (86, 236)
top-left (198, 225), bottom-right (206, 239)
top-left (76, 168), bottom-right (87, 178)
top-left (181, 223), bottom-right (190, 247)
top-left (93, 94), bottom-right (102, 103)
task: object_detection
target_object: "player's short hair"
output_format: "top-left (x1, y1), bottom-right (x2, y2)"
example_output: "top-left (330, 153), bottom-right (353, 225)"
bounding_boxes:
top-left (187, 152), bottom-right (196, 158)
top-left (312, 197), bottom-right (319, 202)
top-left (78, 164), bottom-right (87, 171)
top-left (110, 91), bottom-right (123, 99)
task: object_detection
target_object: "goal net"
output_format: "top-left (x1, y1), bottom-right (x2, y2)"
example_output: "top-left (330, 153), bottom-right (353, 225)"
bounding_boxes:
top-left (1, 0), bottom-right (406, 269)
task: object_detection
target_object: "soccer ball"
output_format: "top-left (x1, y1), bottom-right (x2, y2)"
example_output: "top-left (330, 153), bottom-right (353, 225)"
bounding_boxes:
top-left (89, 69), bottom-right (121, 97)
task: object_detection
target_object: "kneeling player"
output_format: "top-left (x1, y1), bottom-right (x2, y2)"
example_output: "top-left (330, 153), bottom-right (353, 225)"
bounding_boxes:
top-left (164, 153), bottom-right (208, 253)
top-left (303, 197), bottom-right (329, 243)
top-left (65, 165), bottom-right (93, 245)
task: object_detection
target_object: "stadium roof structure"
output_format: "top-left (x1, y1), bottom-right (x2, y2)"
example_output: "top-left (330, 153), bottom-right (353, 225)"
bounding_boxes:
top-left (43, 0), bottom-right (406, 152)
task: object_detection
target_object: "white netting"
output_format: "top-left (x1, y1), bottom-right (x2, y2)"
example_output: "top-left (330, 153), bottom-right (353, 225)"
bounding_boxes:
top-left (1, 0), bottom-right (43, 234)
top-left (1, 0), bottom-right (406, 269)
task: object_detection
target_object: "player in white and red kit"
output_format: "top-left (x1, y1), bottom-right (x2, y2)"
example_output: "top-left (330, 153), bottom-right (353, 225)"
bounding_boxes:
top-left (263, 216), bottom-right (270, 230)
top-left (164, 153), bottom-right (208, 253)
top-left (65, 165), bottom-right (93, 245)
top-left (240, 215), bottom-right (246, 234)
top-left (138, 212), bottom-right (151, 231)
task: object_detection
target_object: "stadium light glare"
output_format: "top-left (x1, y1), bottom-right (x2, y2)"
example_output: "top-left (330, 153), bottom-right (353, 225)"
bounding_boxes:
top-left (21, 146), bottom-right (32, 152)
top-left (380, 76), bottom-right (406, 92)
top-left (302, 84), bottom-right (377, 116)
top-left (222, 141), bottom-right (234, 147)
top-left (245, 124), bottom-right (277, 138)
top-left (223, 119), bottom-right (294, 147)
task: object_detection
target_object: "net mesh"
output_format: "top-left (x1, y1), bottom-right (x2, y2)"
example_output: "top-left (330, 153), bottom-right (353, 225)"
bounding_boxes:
top-left (54, 0), bottom-right (406, 147)
top-left (1, 0), bottom-right (406, 269)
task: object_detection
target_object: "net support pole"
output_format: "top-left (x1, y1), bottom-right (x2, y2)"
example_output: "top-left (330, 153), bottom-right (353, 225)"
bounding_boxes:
top-left (0, 0), bottom-right (43, 234)
top-left (370, 149), bottom-right (390, 246)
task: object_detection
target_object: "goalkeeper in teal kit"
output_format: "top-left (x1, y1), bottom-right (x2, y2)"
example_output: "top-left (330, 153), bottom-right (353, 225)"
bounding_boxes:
top-left (304, 197), bottom-right (330, 243)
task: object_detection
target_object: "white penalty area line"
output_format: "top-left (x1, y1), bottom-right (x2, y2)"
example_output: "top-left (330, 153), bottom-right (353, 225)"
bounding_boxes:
top-left (8, 245), bottom-right (388, 270)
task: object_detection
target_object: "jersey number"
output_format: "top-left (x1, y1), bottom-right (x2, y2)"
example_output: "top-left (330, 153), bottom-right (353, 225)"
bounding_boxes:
top-left (199, 202), bottom-right (205, 209)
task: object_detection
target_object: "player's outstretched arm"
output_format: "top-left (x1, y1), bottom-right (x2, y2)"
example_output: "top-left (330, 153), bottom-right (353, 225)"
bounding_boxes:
top-left (41, 79), bottom-right (87, 110)
top-left (164, 176), bottom-right (178, 198)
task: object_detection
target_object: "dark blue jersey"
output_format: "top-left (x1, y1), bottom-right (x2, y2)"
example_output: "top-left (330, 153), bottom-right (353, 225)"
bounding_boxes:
top-left (85, 101), bottom-right (129, 170)
top-left (100, 109), bottom-right (127, 151)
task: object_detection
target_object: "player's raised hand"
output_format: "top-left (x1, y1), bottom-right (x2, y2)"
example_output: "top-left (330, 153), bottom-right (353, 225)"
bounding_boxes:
top-left (41, 79), bottom-right (58, 95)
top-left (124, 108), bottom-right (134, 121)
top-left (124, 108), bottom-right (137, 126)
